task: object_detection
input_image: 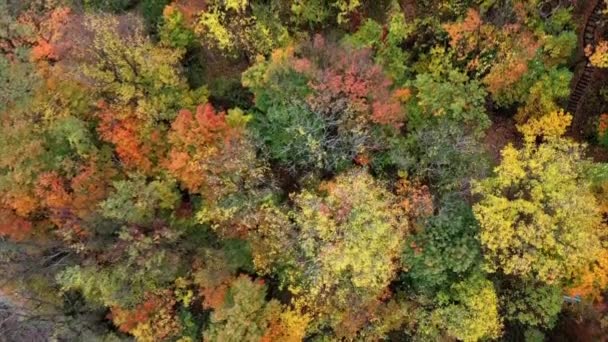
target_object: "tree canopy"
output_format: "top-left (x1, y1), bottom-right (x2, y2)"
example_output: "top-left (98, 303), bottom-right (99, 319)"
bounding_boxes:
top-left (2, 1), bottom-right (608, 341)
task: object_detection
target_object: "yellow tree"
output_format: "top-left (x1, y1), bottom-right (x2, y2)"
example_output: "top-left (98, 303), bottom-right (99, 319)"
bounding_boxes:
top-left (433, 274), bottom-right (502, 342)
top-left (473, 134), bottom-right (604, 284)
top-left (81, 14), bottom-right (206, 123)
top-left (282, 169), bottom-right (408, 337)
top-left (516, 109), bottom-right (572, 143)
top-left (194, 0), bottom-right (289, 58)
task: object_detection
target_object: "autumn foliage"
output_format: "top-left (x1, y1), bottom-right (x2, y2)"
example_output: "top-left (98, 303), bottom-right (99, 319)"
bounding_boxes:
top-left (166, 103), bottom-right (246, 194)
top-left (0, 209), bottom-right (33, 241)
top-left (111, 291), bottom-right (181, 341)
top-left (97, 104), bottom-right (161, 173)
top-left (2, 1), bottom-right (608, 341)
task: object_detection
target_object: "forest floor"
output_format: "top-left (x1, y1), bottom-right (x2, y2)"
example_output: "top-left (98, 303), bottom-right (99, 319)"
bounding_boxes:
top-left (484, 115), bottom-right (519, 164)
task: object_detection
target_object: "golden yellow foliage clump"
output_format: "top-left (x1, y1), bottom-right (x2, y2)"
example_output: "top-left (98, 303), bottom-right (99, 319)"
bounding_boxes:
top-left (587, 41), bottom-right (608, 68)
top-left (242, 169), bottom-right (412, 337)
top-left (194, 0), bottom-right (289, 57)
top-left (473, 138), bottom-right (604, 284)
top-left (517, 109), bottom-right (572, 143)
top-left (285, 169), bottom-right (408, 334)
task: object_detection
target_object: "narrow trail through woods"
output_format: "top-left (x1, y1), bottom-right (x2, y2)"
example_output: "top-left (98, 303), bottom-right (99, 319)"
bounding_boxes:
top-left (566, 0), bottom-right (605, 115)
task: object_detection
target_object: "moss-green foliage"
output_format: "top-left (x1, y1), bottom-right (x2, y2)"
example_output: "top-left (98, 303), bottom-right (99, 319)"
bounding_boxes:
top-left (289, 0), bottom-right (362, 26)
top-left (242, 58), bottom-right (310, 112)
top-left (159, 5), bottom-right (195, 49)
top-left (48, 115), bottom-right (96, 158)
top-left (543, 31), bottom-right (576, 67)
top-left (502, 281), bottom-right (563, 329)
top-left (57, 229), bottom-right (179, 307)
top-left (387, 119), bottom-right (490, 193)
top-left (0, 55), bottom-right (39, 113)
top-left (243, 39), bottom-right (404, 174)
top-left (404, 197), bottom-right (482, 292)
top-left (515, 66), bottom-right (572, 122)
top-left (256, 101), bottom-right (353, 173)
top-left (408, 70), bottom-right (489, 135)
top-left (0, 2), bottom-right (39, 112)
top-left (141, 0), bottom-right (170, 32)
top-left (100, 174), bottom-right (180, 224)
top-left (383, 67), bottom-right (490, 192)
top-left (290, 0), bottom-right (331, 25)
top-left (343, 5), bottom-right (414, 83)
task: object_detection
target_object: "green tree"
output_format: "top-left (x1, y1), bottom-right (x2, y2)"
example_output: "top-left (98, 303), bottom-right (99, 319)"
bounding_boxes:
top-left (159, 4), bottom-right (196, 49)
top-left (57, 227), bottom-right (180, 308)
top-left (383, 67), bottom-right (490, 192)
top-left (83, 0), bottom-right (136, 12)
top-left (141, 0), bottom-right (171, 32)
top-left (407, 70), bottom-right (489, 136)
top-left (255, 100), bottom-right (354, 173)
top-left (343, 5), bottom-right (414, 83)
top-left (501, 280), bottom-right (563, 329)
top-left (387, 121), bottom-right (490, 193)
top-left (404, 196), bottom-right (482, 293)
top-left (0, 55), bottom-right (39, 113)
top-left (99, 174), bottom-right (180, 225)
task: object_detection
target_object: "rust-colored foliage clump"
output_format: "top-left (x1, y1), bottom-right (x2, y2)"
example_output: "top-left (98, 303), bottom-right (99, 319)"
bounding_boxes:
top-left (166, 103), bottom-right (250, 197)
top-left (110, 291), bottom-right (181, 341)
top-left (0, 209), bottom-right (33, 241)
top-left (29, 7), bottom-right (72, 62)
top-left (97, 101), bottom-right (163, 173)
top-left (305, 36), bottom-right (405, 128)
top-left (33, 162), bottom-right (114, 238)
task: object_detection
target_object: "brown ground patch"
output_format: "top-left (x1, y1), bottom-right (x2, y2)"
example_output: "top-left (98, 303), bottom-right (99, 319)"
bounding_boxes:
top-left (484, 115), bottom-right (520, 164)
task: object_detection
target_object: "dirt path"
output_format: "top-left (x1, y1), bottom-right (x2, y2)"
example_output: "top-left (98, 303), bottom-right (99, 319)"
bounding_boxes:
top-left (567, 0), bottom-right (605, 136)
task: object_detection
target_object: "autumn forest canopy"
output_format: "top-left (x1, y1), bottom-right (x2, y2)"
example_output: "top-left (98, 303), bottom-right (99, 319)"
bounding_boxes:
top-left (3, 0), bottom-right (608, 341)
